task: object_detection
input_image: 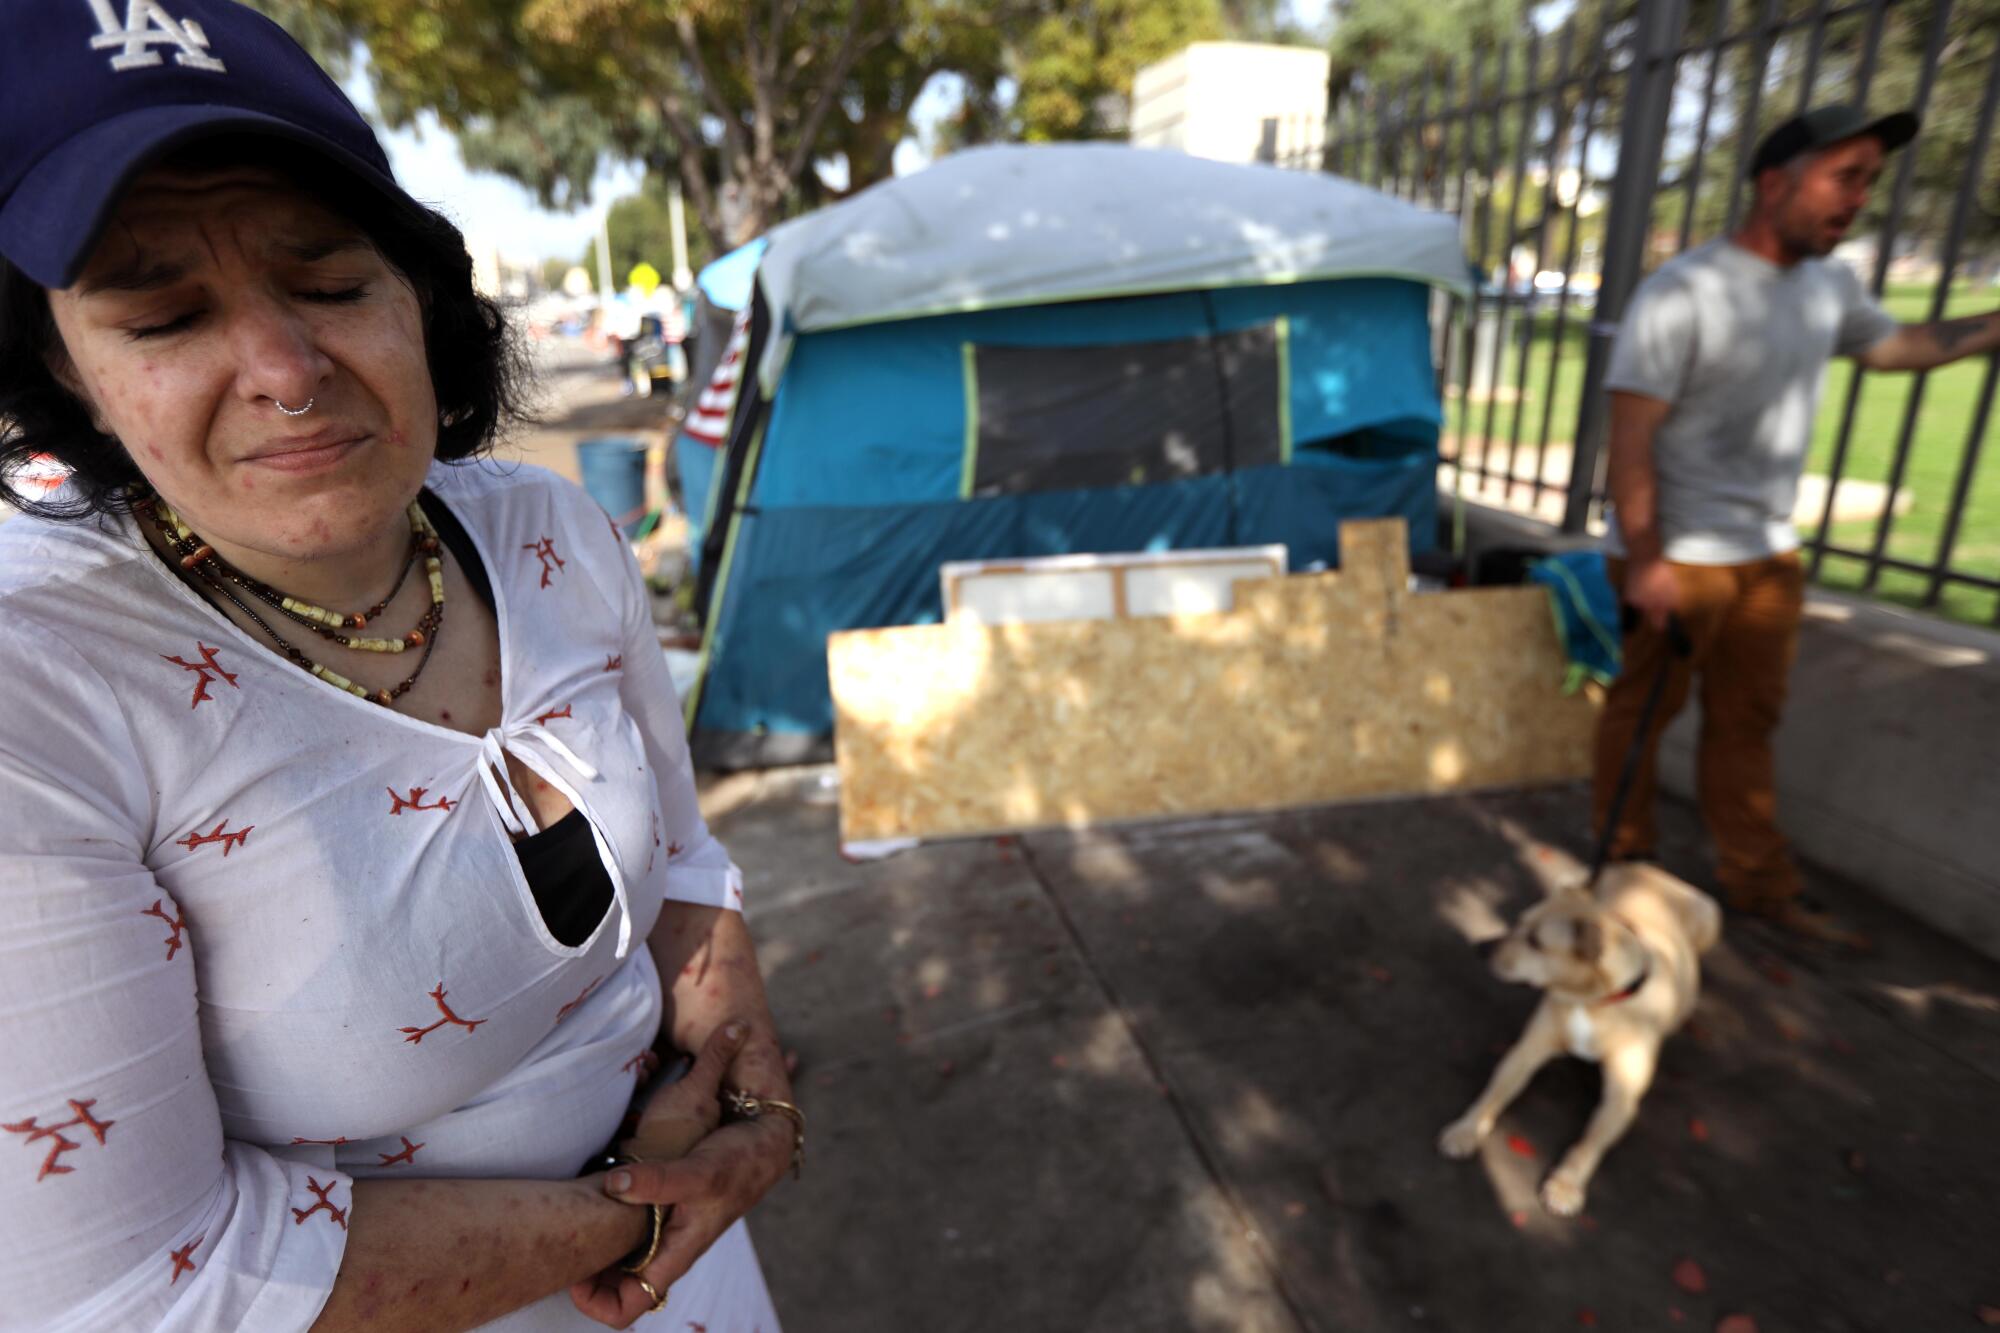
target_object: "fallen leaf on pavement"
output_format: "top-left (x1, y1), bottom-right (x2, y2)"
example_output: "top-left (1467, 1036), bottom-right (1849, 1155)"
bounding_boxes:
top-left (1715, 1315), bottom-right (1759, 1333)
top-left (1506, 1134), bottom-right (1536, 1159)
top-left (1672, 1258), bottom-right (1708, 1295)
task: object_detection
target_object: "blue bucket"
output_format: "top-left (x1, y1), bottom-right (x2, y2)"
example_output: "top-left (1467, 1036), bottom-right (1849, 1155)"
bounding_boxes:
top-left (576, 436), bottom-right (650, 536)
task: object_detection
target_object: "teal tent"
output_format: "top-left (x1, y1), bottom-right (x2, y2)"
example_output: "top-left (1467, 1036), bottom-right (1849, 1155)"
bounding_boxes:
top-left (684, 144), bottom-right (1472, 766)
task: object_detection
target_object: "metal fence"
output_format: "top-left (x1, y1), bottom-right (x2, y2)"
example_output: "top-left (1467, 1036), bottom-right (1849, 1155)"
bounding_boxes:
top-left (1286, 0), bottom-right (2000, 624)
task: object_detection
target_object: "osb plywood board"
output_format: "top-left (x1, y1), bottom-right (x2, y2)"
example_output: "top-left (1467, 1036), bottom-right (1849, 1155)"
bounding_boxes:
top-left (829, 519), bottom-right (1599, 843)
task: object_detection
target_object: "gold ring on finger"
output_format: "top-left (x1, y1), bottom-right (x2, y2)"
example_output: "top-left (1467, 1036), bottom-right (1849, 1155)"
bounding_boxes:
top-left (633, 1275), bottom-right (670, 1312)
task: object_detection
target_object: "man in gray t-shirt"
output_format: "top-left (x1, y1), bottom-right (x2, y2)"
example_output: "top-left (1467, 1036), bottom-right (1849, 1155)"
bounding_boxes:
top-left (1596, 105), bottom-right (2000, 948)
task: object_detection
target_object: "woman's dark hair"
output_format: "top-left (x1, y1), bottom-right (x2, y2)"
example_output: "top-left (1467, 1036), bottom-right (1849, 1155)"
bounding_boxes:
top-left (0, 138), bottom-right (533, 522)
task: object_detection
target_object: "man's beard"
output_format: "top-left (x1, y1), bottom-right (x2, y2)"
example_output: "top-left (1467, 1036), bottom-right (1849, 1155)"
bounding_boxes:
top-left (1776, 211), bottom-right (1841, 260)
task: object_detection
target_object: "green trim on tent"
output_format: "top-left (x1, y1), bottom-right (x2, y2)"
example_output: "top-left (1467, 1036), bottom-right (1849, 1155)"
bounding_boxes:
top-left (760, 264), bottom-right (1475, 391)
top-left (683, 417), bottom-right (770, 731)
top-left (958, 342), bottom-right (980, 499)
top-left (1275, 315), bottom-right (1294, 465)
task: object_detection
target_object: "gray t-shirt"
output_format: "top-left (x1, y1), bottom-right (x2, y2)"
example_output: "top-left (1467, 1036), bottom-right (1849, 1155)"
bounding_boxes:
top-left (1604, 239), bottom-right (1896, 564)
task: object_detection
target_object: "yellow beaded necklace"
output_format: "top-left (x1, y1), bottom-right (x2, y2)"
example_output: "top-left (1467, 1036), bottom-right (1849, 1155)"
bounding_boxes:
top-left (142, 495), bottom-right (448, 706)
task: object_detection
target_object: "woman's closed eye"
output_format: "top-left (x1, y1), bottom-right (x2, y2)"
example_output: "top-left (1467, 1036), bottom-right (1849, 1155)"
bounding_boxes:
top-left (123, 285), bottom-right (371, 340)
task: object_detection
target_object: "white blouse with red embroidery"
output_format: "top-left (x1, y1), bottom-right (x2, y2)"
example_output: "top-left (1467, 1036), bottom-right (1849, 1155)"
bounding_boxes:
top-left (0, 462), bottom-right (780, 1331)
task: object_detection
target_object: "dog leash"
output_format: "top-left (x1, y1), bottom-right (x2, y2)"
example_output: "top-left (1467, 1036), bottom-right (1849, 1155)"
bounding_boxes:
top-left (1584, 609), bottom-right (1693, 890)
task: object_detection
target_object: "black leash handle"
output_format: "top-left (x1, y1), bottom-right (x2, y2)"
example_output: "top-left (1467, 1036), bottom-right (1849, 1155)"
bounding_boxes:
top-left (1585, 610), bottom-right (1693, 888)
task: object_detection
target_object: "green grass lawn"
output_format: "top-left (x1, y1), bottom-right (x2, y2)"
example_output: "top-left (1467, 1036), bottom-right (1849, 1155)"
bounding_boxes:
top-left (1445, 281), bottom-right (2000, 625)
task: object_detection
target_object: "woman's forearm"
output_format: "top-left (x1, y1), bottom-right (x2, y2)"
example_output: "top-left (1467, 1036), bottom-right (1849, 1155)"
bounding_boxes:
top-left (311, 1173), bottom-right (647, 1333)
top-left (649, 904), bottom-right (792, 1100)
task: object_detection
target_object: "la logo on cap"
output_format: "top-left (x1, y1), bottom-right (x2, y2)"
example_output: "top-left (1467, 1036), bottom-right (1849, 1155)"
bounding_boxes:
top-left (85, 0), bottom-right (227, 73)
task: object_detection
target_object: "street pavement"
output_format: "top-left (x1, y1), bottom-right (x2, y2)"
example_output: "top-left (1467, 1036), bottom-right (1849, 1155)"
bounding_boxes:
top-left (512, 344), bottom-right (2000, 1333)
top-left (723, 771), bottom-right (2000, 1333)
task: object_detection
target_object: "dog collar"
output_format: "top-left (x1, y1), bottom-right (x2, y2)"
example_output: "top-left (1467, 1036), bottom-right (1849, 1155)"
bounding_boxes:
top-left (1593, 960), bottom-right (1651, 1007)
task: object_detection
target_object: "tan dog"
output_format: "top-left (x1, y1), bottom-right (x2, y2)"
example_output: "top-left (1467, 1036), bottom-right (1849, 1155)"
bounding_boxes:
top-left (1438, 862), bottom-right (1722, 1216)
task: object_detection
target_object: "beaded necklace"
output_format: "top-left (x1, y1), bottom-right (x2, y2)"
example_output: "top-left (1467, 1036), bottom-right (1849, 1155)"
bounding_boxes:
top-left (140, 495), bottom-right (447, 707)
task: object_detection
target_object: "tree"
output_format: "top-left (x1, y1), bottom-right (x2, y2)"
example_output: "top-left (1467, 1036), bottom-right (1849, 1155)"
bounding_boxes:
top-left (1014, 0), bottom-right (1227, 141)
top-left (246, 0), bottom-right (1270, 258)
top-left (585, 178), bottom-right (717, 284)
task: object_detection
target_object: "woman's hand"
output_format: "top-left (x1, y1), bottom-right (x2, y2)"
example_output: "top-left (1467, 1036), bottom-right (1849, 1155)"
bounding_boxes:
top-left (570, 1114), bottom-right (793, 1328)
top-left (620, 1021), bottom-right (745, 1164)
top-left (570, 1019), bottom-right (756, 1328)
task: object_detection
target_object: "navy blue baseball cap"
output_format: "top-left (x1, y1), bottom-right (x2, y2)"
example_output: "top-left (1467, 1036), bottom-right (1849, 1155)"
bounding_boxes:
top-left (0, 0), bottom-right (413, 289)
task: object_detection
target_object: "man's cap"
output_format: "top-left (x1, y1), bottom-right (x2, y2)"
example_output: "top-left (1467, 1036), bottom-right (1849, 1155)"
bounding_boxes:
top-left (1751, 105), bottom-right (1920, 176)
top-left (0, 0), bottom-right (413, 289)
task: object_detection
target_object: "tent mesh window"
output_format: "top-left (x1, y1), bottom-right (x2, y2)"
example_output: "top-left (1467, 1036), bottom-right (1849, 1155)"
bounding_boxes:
top-left (966, 322), bottom-right (1283, 497)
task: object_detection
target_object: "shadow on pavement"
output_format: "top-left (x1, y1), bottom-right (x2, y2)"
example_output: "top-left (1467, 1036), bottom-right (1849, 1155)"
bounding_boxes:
top-left (716, 772), bottom-right (2000, 1331)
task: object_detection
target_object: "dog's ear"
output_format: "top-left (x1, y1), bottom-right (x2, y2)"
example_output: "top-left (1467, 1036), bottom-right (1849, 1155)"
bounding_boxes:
top-left (1572, 916), bottom-right (1604, 963)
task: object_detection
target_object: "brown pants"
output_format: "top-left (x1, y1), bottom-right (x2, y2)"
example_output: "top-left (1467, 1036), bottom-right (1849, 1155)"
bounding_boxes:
top-left (1593, 552), bottom-right (1806, 910)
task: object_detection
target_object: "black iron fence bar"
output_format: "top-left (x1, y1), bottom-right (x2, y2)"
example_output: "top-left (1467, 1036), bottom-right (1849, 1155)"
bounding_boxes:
top-left (1503, 19), bottom-right (1579, 501)
top-left (1723, 0), bottom-right (1785, 234)
top-left (1676, 0), bottom-right (1735, 253)
top-left (1858, 33), bottom-right (2000, 589)
top-left (1792, 0), bottom-right (1836, 113)
top-left (1414, 67), bottom-right (1436, 204)
top-left (1443, 43), bottom-right (1497, 474)
top-left (1436, 61), bottom-right (1458, 211)
top-left (1813, 545), bottom-right (2000, 594)
top-left (1806, 0), bottom-right (1955, 578)
top-left (1849, 0), bottom-right (1890, 103)
top-left (1562, 0), bottom-right (1687, 533)
top-left (1665, 0), bottom-right (1883, 63)
top-left (1931, 354), bottom-right (2000, 610)
top-left (1477, 26), bottom-right (1544, 497)
top-left (1536, 0), bottom-right (1616, 503)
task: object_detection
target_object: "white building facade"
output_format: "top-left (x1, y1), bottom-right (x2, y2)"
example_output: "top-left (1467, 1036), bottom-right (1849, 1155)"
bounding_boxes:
top-left (1131, 42), bottom-right (1332, 167)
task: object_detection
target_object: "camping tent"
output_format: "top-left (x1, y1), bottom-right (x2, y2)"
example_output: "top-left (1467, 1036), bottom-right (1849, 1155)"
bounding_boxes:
top-left (683, 143), bottom-right (1471, 766)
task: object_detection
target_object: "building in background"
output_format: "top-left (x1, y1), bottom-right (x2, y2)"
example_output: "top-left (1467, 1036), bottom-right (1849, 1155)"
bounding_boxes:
top-left (1131, 42), bottom-right (1331, 167)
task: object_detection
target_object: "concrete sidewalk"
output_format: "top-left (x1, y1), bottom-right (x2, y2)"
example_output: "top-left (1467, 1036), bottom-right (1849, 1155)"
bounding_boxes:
top-left (721, 771), bottom-right (2000, 1332)
top-left (506, 345), bottom-right (1998, 1330)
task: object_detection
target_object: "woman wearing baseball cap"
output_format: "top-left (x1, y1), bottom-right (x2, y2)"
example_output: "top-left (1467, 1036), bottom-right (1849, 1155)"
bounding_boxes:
top-left (0, 3), bottom-right (794, 1329)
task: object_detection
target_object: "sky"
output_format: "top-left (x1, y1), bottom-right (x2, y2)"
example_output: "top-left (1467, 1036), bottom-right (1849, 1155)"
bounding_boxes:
top-left (360, 0), bottom-right (1334, 266)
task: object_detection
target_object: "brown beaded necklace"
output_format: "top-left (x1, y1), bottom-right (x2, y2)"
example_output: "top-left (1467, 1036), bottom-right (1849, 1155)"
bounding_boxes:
top-left (140, 494), bottom-right (447, 707)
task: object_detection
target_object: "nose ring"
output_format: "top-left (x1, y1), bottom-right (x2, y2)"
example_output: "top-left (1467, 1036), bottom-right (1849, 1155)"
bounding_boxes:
top-left (274, 397), bottom-right (315, 417)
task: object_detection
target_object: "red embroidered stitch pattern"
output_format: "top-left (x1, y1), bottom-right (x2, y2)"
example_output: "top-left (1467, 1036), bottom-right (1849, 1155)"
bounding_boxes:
top-left (140, 899), bottom-right (189, 960)
top-left (398, 984), bottom-right (488, 1043)
top-left (289, 1136), bottom-right (350, 1146)
top-left (620, 1053), bottom-right (649, 1077)
top-left (291, 1176), bottom-right (347, 1229)
top-left (522, 536), bottom-right (566, 588)
top-left (377, 1136), bottom-right (425, 1167)
top-left (161, 643), bottom-right (239, 709)
top-left (605, 653), bottom-right (623, 672)
top-left (667, 841), bottom-right (684, 858)
top-left (4, 1098), bottom-right (114, 1181)
top-left (534, 703), bottom-right (573, 725)
top-left (556, 976), bottom-right (603, 1025)
top-left (176, 820), bottom-right (252, 856)
top-left (387, 786), bottom-right (457, 815)
top-left (168, 1234), bottom-right (204, 1284)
